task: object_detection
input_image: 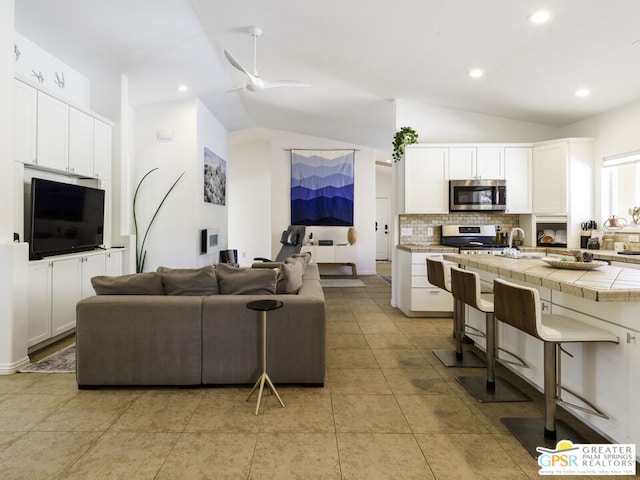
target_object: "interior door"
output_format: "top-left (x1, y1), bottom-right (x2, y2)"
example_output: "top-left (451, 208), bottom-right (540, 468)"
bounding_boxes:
top-left (375, 197), bottom-right (390, 260)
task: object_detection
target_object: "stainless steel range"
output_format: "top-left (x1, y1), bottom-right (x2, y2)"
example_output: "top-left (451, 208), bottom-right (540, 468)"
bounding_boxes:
top-left (441, 225), bottom-right (505, 253)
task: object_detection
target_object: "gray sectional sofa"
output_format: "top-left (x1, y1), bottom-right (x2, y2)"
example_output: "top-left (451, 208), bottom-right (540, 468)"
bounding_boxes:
top-left (75, 256), bottom-right (325, 388)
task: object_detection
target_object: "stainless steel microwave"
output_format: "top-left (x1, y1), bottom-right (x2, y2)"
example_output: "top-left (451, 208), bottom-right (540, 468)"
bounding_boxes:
top-left (449, 179), bottom-right (506, 212)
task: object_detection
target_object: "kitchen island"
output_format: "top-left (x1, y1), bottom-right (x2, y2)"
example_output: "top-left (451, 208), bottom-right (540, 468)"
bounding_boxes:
top-left (443, 253), bottom-right (640, 453)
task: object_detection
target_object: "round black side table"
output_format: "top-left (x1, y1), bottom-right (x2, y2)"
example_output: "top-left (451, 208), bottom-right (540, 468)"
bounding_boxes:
top-left (246, 299), bottom-right (285, 415)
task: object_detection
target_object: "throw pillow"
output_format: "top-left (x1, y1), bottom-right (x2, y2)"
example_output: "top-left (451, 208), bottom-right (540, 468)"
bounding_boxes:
top-left (291, 251), bottom-right (312, 265)
top-left (276, 256), bottom-right (305, 294)
top-left (216, 263), bottom-right (277, 295)
top-left (91, 272), bottom-right (164, 295)
top-left (156, 266), bottom-right (218, 296)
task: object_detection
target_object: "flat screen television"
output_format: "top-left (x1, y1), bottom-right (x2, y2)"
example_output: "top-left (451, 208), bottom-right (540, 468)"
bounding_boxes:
top-left (29, 178), bottom-right (105, 259)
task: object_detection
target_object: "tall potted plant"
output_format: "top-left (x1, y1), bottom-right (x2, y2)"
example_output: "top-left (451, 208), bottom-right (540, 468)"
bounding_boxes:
top-left (392, 126), bottom-right (418, 162)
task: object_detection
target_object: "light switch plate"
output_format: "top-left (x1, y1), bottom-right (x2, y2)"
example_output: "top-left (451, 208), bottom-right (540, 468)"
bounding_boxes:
top-left (629, 235), bottom-right (640, 243)
top-left (427, 227), bottom-right (434, 236)
top-left (401, 228), bottom-right (413, 236)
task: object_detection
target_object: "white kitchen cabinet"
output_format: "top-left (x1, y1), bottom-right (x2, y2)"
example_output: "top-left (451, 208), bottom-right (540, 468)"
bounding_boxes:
top-left (36, 91), bottom-right (69, 171)
top-left (51, 257), bottom-right (83, 336)
top-left (68, 107), bottom-right (95, 177)
top-left (504, 147), bottom-right (532, 213)
top-left (93, 119), bottom-right (112, 180)
top-left (27, 249), bottom-right (124, 349)
top-left (14, 79), bottom-right (37, 165)
top-left (449, 146), bottom-right (504, 180)
top-left (105, 250), bottom-right (123, 276)
top-left (27, 262), bottom-right (52, 347)
top-left (532, 142), bottom-right (567, 214)
top-left (404, 146), bottom-right (448, 213)
top-left (397, 249), bottom-right (453, 317)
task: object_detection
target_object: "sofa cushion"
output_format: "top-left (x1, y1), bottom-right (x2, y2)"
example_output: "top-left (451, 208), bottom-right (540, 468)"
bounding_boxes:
top-left (216, 263), bottom-right (277, 295)
top-left (291, 251), bottom-right (312, 265)
top-left (276, 256), bottom-right (306, 294)
top-left (156, 266), bottom-right (218, 296)
top-left (91, 272), bottom-right (164, 295)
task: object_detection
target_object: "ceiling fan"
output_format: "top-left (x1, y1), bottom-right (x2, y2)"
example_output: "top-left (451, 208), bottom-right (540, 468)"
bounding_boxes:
top-left (224, 26), bottom-right (310, 92)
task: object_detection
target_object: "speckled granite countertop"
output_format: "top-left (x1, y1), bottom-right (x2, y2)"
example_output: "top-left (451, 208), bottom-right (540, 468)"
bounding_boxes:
top-left (442, 252), bottom-right (640, 302)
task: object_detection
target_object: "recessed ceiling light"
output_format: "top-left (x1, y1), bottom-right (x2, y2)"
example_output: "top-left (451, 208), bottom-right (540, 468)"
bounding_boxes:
top-left (468, 69), bottom-right (484, 78)
top-left (529, 11), bottom-right (551, 24)
top-left (178, 84), bottom-right (189, 92)
top-left (575, 88), bottom-right (591, 97)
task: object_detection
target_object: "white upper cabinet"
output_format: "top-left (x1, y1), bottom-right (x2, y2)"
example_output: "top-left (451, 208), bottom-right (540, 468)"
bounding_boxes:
top-left (14, 80), bottom-right (37, 165)
top-left (68, 107), bottom-right (95, 177)
top-left (93, 120), bottom-right (112, 180)
top-left (15, 77), bottom-right (112, 180)
top-left (36, 91), bottom-right (69, 171)
top-left (405, 146), bottom-right (449, 214)
top-left (532, 142), bottom-right (568, 214)
top-left (449, 146), bottom-right (504, 179)
top-left (504, 147), bottom-right (532, 213)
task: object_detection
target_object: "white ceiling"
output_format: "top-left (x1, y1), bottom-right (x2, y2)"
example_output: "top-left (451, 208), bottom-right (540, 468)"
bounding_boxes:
top-left (15, 0), bottom-right (640, 158)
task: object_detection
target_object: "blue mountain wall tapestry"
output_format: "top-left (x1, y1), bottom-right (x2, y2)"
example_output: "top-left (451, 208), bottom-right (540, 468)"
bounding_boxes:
top-left (291, 149), bottom-right (355, 226)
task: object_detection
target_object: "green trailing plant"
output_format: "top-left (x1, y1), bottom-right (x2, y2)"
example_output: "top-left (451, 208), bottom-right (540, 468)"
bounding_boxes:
top-left (133, 168), bottom-right (185, 273)
top-left (392, 126), bottom-right (418, 162)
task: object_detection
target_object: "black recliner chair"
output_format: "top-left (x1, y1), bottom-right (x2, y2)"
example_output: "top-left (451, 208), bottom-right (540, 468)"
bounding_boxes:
top-left (254, 225), bottom-right (306, 263)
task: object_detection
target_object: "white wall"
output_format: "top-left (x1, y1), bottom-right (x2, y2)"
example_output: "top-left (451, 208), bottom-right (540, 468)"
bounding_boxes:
top-left (557, 98), bottom-right (640, 222)
top-left (196, 98), bottom-right (229, 266)
top-left (394, 98), bottom-right (559, 143)
top-left (228, 128), bottom-right (272, 266)
top-left (134, 98), bottom-right (228, 271)
top-left (228, 127), bottom-right (377, 274)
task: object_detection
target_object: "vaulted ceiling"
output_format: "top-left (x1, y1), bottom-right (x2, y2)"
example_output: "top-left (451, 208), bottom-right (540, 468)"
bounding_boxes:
top-left (15, 0), bottom-right (640, 158)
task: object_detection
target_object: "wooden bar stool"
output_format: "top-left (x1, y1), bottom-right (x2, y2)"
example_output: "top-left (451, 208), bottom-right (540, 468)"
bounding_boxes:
top-left (426, 258), bottom-right (484, 368)
top-left (449, 266), bottom-right (530, 402)
top-left (493, 278), bottom-right (619, 457)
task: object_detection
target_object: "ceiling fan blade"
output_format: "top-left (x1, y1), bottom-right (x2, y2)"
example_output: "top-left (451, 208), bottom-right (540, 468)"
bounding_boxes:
top-left (224, 48), bottom-right (251, 76)
top-left (226, 84), bottom-right (247, 93)
top-left (262, 79), bottom-right (310, 89)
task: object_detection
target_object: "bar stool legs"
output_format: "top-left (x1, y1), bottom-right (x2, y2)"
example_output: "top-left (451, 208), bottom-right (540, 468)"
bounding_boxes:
top-left (501, 343), bottom-right (585, 458)
top-left (456, 311), bottom-right (530, 403)
top-left (433, 299), bottom-right (485, 368)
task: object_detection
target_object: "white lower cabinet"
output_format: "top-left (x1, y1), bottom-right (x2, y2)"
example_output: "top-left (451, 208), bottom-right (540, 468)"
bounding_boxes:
top-left (397, 249), bottom-right (453, 317)
top-left (27, 249), bottom-right (124, 348)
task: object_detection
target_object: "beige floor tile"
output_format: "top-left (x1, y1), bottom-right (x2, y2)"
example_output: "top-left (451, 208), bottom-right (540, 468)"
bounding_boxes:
top-left (327, 348), bottom-right (379, 369)
top-left (416, 433), bottom-right (528, 480)
top-left (326, 368), bottom-right (391, 394)
top-left (249, 432), bottom-right (341, 479)
top-left (156, 432), bottom-right (257, 480)
top-left (363, 332), bottom-right (413, 349)
top-left (0, 373), bottom-right (48, 394)
top-left (35, 390), bottom-right (139, 432)
top-left (20, 372), bottom-right (78, 395)
top-left (333, 394), bottom-right (411, 433)
top-left (353, 312), bottom-right (392, 322)
top-left (371, 348), bottom-right (431, 369)
top-left (0, 431), bottom-right (99, 480)
top-left (357, 319), bottom-right (401, 334)
top-left (186, 390), bottom-right (262, 432)
top-left (260, 388), bottom-right (334, 433)
top-left (326, 320), bottom-right (362, 334)
top-left (59, 432), bottom-right (178, 480)
top-left (396, 394), bottom-right (489, 434)
top-left (337, 432), bottom-right (434, 479)
top-left (326, 333), bottom-right (369, 350)
top-left (110, 389), bottom-right (204, 432)
top-left (382, 367), bottom-right (457, 395)
top-left (408, 334), bottom-right (457, 351)
top-left (0, 431), bottom-right (23, 450)
top-left (0, 394), bottom-right (69, 431)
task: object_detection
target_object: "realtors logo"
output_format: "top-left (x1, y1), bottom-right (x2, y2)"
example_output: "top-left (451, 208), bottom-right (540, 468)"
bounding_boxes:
top-left (537, 440), bottom-right (636, 475)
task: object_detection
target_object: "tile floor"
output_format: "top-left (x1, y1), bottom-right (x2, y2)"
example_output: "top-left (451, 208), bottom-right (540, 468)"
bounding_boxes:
top-left (0, 264), bottom-right (637, 479)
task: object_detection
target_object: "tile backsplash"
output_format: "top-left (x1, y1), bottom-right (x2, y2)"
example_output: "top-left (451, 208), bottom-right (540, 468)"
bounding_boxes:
top-left (399, 213), bottom-right (521, 245)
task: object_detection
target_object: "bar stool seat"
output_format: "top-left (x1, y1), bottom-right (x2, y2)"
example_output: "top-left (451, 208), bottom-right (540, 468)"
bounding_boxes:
top-left (426, 258), bottom-right (484, 368)
top-left (450, 266), bottom-right (530, 403)
top-left (493, 278), bottom-right (619, 458)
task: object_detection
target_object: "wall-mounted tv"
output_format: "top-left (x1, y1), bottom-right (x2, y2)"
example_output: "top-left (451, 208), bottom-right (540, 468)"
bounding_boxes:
top-left (29, 178), bottom-right (105, 260)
